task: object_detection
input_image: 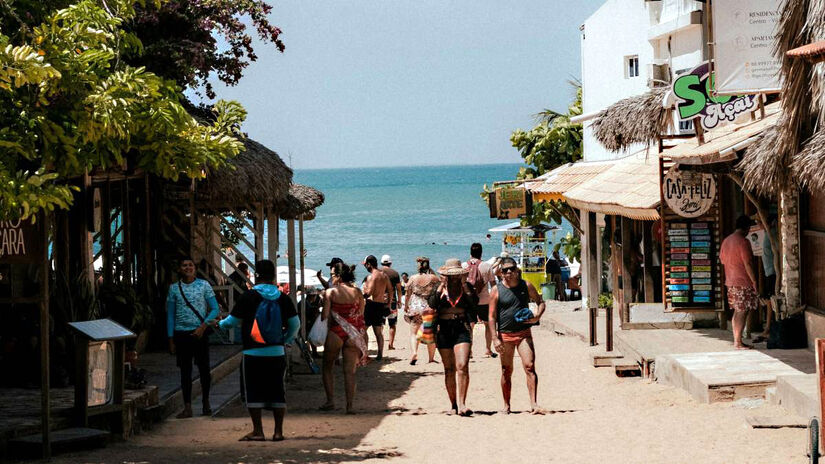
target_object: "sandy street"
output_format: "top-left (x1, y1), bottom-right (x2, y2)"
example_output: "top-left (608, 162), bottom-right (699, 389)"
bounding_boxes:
top-left (48, 315), bottom-right (810, 464)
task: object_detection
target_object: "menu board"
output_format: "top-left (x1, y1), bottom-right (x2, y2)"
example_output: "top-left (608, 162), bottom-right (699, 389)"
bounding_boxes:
top-left (665, 221), bottom-right (715, 308)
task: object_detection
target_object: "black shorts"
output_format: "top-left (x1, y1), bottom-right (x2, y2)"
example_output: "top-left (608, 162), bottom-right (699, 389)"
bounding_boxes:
top-left (387, 302), bottom-right (398, 327)
top-left (470, 304), bottom-right (489, 323)
top-left (242, 354), bottom-right (286, 409)
top-left (436, 319), bottom-right (472, 349)
top-left (364, 300), bottom-right (387, 327)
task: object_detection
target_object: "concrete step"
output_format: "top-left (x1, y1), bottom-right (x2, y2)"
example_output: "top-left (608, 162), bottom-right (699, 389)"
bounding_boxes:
top-left (774, 374), bottom-right (819, 419)
top-left (765, 386), bottom-right (777, 405)
top-left (8, 427), bottom-right (108, 458)
top-left (161, 350), bottom-right (243, 419)
top-left (655, 351), bottom-right (803, 403)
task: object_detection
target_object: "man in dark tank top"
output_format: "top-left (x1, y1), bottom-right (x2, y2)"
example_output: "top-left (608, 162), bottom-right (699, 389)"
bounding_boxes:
top-left (488, 257), bottom-right (546, 415)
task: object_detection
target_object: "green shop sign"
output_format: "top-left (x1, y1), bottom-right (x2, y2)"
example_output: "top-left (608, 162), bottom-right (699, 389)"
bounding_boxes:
top-left (672, 62), bottom-right (758, 131)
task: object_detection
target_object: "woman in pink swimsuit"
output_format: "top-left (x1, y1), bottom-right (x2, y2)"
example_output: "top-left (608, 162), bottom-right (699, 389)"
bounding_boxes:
top-left (320, 262), bottom-right (367, 414)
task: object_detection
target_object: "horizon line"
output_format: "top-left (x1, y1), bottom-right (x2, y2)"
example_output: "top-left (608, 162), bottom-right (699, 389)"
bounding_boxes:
top-left (293, 161), bottom-right (524, 172)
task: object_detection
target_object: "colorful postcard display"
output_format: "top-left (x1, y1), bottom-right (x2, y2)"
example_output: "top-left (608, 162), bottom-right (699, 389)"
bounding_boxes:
top-left (666, 221), bottom-right (715, 308)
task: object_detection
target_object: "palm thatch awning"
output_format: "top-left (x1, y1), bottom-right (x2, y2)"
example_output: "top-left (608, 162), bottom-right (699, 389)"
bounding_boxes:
top-left (667, 102), bottom-right (782, 166)
top-left (590, 87), bottom-right (670, 152)
top-left (792, 128), bottom-right (825, 192)
top-left (563, 150), bottom-right (660, 220)
top-left (275, 184), bottom-right (325, 220)
top-left (197, 138), bottom-right (294, 208)
top-left (526, 160), bottom-right (615, 202)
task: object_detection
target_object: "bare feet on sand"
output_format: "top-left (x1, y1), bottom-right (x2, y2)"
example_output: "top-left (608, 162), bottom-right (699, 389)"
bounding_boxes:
top-left (458, 408), bottom-right (473, 417)
top-left (500, 407), bottom-right (511, 415)
top-left (735, 343), bottom-right (753, 350)
top-left (238, 432), bottom-right (266, 442)
top-left (272, 433), bottom-right (284, 442)
top-left (530, 407), bottom-right (547, 415)
top-left (319, 402), bottom-right (334, 411)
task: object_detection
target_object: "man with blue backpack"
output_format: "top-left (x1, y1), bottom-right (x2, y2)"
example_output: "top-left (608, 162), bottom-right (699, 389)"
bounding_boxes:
top-left (217, 260), bottom-right (300, 441)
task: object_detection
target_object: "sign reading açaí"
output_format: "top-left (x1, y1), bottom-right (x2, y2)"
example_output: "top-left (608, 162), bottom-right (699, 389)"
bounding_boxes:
top-left (663, 168), bottom-right (716, 218)
top-left (672, 62), bottom-right (758, 131)
top-left (0, 218), bottom-right (44, 264)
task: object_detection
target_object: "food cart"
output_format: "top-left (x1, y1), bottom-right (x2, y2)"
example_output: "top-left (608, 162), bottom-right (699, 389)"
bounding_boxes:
top-left (488, 222), bottom-right (560, 290)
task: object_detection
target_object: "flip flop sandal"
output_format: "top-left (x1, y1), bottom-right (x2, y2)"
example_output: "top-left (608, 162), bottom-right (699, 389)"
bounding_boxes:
top-left (239, 433), bottom-right (266, 442)
top-left (272, 434), bottom-right (285, 442)
top-left (752, 335), bottom-right (768, 343)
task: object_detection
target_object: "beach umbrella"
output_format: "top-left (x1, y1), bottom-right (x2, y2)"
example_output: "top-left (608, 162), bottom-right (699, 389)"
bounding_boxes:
top-left (277, 266), bottom-right (323, 288)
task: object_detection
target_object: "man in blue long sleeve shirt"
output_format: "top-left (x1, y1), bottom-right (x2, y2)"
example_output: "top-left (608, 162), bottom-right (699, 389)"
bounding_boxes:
top-left (218, 260), bottom-right (299, 442)
top-left (166, 257), bottom-right (220, 418)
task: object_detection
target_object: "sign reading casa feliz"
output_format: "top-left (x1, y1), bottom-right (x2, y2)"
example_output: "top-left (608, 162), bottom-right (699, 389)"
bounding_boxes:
top-left (663, 167), bottom-right (717, 218)
top-left (671, 61), bottom-right (758, 131)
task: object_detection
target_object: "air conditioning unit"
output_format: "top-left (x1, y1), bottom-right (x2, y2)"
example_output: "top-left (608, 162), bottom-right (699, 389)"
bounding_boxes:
top-left (647, 63), bottom-right (671, 88)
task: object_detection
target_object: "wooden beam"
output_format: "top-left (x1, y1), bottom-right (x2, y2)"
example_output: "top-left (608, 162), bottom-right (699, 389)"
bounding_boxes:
top-left (267, 213), bottom-right (278, 264)
top-left (254, 203), bottom-right (265, 264)
top-left (299, 215), bottom-right (307, 339)
top-left (643, 222), bottom-right (655, 303)
top-left (287, 219), bottom-right (297, 307)
top-left (585, 211), bottom-right (599, 346)
top-left (608, 215), bottom-right (617, 352)
top-left (40, 213), bottom-right (51, 459)
top-left (621, 216), bottom-right (633, 326)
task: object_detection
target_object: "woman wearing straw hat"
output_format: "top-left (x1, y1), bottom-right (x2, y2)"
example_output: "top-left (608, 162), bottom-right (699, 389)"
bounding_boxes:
top-left (428, 258), bottom-right (478, 416)
top-left (404, 257), bottom-right (440, 365)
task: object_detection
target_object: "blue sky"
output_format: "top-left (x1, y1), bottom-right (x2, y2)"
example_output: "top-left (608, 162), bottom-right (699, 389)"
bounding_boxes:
top-left (208, 1), bottom-right (602, 170)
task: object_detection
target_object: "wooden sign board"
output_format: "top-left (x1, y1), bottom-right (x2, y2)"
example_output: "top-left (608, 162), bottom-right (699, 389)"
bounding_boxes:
top-left (0, 218), bottom-right (45, 264)
top-left (660, 158), bottom-right (724, 312)
top-left (490, 187), bottom-right (532, 220)
top-left (663, 167), bottom-right (717, 218)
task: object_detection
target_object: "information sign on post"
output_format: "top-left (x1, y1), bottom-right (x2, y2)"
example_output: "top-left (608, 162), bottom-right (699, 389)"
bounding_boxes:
top-left (712, 0), bottom-right (782, 95)
top-left (490, 187), bottom-right (532, 220)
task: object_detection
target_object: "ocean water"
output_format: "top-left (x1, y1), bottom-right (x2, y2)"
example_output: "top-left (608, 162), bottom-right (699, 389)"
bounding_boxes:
top-left (282, 164), bottom-right (573, 278)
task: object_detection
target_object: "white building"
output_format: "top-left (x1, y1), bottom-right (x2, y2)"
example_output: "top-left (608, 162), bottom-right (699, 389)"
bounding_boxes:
top-left (579, 0), bottom-right (706, 162)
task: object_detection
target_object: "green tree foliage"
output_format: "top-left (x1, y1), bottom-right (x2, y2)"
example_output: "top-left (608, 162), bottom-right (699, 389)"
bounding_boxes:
top-left (497, 84), bottom-right (584, 260)
top-left (510, 85), bottom-right (583, 181)
top-left (0, 0), bottom-right (246, 219)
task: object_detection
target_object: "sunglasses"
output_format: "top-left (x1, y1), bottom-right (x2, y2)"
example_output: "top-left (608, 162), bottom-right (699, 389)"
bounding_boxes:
top-left (501, 267), bottom-right (517, 274)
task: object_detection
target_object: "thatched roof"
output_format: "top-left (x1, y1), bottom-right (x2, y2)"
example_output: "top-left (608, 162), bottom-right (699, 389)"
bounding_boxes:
top-left (275, 184), bottom-right (325, 220)
top-left (743, 0), bottom-right (825, 194)
top-left (787, 40), bottom-right (825, 62)
top-left (792, 128), bottom-right (825, 192)
top-left (563, 150), bottom-right (660, 220)
top-left (590, 87), bottom-right (670, 152)
top-left (198, 138), bottom-right (294, 208)
top-left (527, 160), bottom-right (615, 202)
top-left (664, 102), bottom-right (781, 167)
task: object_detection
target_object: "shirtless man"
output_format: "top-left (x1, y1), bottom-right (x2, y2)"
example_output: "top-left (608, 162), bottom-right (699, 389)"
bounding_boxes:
top-left (363, 255), bottom-right (392, 360)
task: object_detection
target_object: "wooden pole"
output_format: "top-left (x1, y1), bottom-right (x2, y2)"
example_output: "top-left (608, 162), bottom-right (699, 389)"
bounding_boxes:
top-left (299, 215), bottom-right (307, 339)
top-left (254, 203), bottom-right (265, 264)
top-left (642, 222), bottom-right (655, 303)
top-left (287, 219), bottom-right (297, 307)
top-left (266, 211), bottom-right (278, 261)
top-left (608, 216), bottom-right (617, 352)
top-left (621, 217), bottom-right (633, 326)
top-left (817, 338), bottom-right (825, 456)
top-left (40, 213), bottom-right (51, 459)
top-left (586, 211), bottom-right (599, 346)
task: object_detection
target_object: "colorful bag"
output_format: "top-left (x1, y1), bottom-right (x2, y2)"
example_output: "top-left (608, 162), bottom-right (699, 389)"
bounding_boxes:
top-left (416, 308), bottom-right (437, 345)
top-left (249, 298), bottom-right (284, 347)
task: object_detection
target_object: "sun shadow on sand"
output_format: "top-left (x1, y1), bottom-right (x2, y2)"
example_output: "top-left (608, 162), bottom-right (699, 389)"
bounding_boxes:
top-left (42, 352), bottom-right (437, 464)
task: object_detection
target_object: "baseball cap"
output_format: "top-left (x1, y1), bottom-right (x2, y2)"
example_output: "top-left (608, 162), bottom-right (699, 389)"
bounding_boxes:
top-left (325, 257), bottom-right (344, 267)
top-left (381, 254), bottom-right (392, 265)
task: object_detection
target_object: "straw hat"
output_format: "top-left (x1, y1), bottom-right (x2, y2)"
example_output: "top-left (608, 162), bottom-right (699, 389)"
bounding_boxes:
top-left (439, 258), bottom-right (469, 276)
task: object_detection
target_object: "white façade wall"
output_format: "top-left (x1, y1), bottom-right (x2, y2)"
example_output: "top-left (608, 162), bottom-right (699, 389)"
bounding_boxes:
top-left (581, 0), bottom-right (654, 162)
